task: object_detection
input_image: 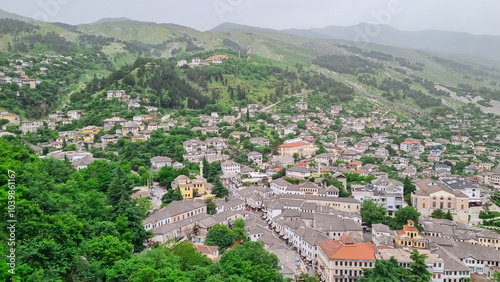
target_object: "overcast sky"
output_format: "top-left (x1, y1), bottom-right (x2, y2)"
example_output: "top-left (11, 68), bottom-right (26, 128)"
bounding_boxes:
top-left (2, 0), bottom-right (500, 36)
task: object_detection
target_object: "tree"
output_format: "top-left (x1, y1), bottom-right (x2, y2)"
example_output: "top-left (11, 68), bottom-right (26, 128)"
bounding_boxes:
top-left (107, 168), bottom-right (135, 214)
top-left (360, 156), bottom-right (378, 165)
top-left (88, 236), bottom-right (133, 268)
top-left (211, 177), bottom-right (229, 198)
top-left (298, 272), bottom-right (320, 282)
top-left (205, 198), bottom-right (217, 215)
top-left (218, 241), bottom-right (285, 281)
top-left (171, 241), bottom-right (212, 271)
top-left (407, 249), bottom-right (433, 282)
top-left (403, 176), bottom-right (416, 195)
top-left (232, 218), bottom-right (247, 240)
top-left (493, 272), bottom-right (500, 282)
top-left (297, 120), bottom-right (307, 130)
top-left (430, 209), bottom-right (446, 219)
top-left (431, 209), bottom-right (453, 220)
top-left (389, 206), bottom-right (422, 231)
top-left (361, 199), bottom-right (387, 225)
top-left (358, 257), bottom-right (408, 282)
top-left (161, 188), bottom-right (183, 205)
top-left (205, 224), bottom-right (237, 252)
top-left (445, 210), bottom-right (453, 220)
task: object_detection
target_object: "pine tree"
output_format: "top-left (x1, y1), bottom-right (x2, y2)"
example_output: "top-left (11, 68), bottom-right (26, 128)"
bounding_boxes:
top-left (107, 168), bottom-right (134, 214)
top-left (211, 177), bottom-right (228, 198)
top-left (205, 198), bottom-right (217, 215)
top-left (403, 176), bottom-right (416, 195)
top-left (445, 210), bottom-right (453, 220)
top-left (408, 249), bottom-right (433, 282)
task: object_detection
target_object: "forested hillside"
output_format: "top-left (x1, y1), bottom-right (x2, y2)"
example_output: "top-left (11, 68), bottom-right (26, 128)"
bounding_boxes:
top-left (0, 137), bottom-right (290, 281)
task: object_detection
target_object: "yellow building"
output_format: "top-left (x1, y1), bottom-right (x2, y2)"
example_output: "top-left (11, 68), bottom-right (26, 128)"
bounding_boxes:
top-left (2, 113), bottom-right (20, 123)
top-left (411, 178), bottom-right (469, 223)
top-left (131, 136), bottom-right (146, 142)
top-left (82, 126), bottom-right (102, 134)
top-left (395, 220), bottom-right (428, 249)
top-left (278, 141), bottom-right (316, 158)
top-left (171, 175), bottom-right (207, 199)
top-left (82, 132), bottom-right (95, 143)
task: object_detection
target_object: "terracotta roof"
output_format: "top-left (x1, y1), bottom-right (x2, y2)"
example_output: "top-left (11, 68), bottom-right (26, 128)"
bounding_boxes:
top-left (296, 162), bottom-right (308, 166)
top-left (350, 161), bottom-right (362, 165)
top-left (340, 235), bottom-right (355, 244)
top-left (279, 142), bottom-right (310, 148)
top-left (401, 140), bottom-right (420, 144)
top-left (397, 230), bottom-right (406, 236)
top-left (403, 224), bottom-right (418, 232)
top-left (318, 240), bottom-right (375, 261)
top-left (192, 243), bottom-right (218, 255)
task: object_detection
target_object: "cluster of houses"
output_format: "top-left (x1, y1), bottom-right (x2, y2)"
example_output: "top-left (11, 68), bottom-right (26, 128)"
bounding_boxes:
top-left (134, 102), bottom-right (500, 281)
top-left (0, 58), bottom-right (42, 89)
top-left (3, 74), bottom-right (500, 281)
top-left (177, 54), bottom-right (230, 68)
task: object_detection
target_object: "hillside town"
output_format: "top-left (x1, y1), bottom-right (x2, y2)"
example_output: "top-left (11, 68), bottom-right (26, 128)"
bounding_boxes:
top-left (2, 76), bottom-right (500, 281)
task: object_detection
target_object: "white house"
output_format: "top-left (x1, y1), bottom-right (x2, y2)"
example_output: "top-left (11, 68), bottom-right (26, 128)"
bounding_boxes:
top-left (221, 160), bottom-right (241, 175)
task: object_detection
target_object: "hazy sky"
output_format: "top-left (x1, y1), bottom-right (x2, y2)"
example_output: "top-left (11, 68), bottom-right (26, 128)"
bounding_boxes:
top-left (2, 0), bottom-right (500, 35)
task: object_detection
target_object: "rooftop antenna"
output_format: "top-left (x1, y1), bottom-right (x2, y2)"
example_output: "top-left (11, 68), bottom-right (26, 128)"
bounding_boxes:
top-left (246, 43), bottom-right (252, 62)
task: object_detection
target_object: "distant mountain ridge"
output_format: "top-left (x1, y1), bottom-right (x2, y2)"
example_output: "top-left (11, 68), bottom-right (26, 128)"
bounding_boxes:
top-left (0, 9), bottom-right (31, 21)
top-left (212, 22), bottom-right (500, 62)
top-left (1, 7), bottom-right (500, 62)
top-left (88, 17), bottom-right (134, 25)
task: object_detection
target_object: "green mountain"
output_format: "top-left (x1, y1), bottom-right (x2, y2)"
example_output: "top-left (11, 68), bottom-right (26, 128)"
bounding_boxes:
top-left (0, 8), bottom-right (31, 21)
top-left (214, 22), bottom-right (500, 63)
top-left (1, 11), bottom-right (500, 120)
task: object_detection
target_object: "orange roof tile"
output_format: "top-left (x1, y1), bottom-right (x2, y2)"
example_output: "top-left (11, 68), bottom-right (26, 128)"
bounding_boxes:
top-left (318, 240), bottom-right (375, 261)
top-left (401, 140), bottom-right (420, 144)
top-left (279, 142), bottom-right (310, 148)
top-left (403, 224), bottom-right (418, 232)
top-left (340, 235), bottom-right (355, 244)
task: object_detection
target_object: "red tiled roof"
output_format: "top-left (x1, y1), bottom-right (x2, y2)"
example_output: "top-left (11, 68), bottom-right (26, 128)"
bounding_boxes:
top-left (296, 162), bottom-right (308, 166)
top-left (396, 230), bottom-right (406, 236)
top-left (403, 224), bottom-right (418, 232)
top-left (350, 161), bottom-right (362, 165)
top-left (279, 142), bottom-right (310, 148)
top-left (318, 240), bottom-right (375, 261)
top-left (340, 235), bottom-right (355, 244)
top-left (401, 140), bottom-right (420, 144)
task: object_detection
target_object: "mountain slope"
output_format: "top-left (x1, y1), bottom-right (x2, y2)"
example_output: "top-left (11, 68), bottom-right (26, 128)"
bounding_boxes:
top-left (0, 9), bottom-right (31, 21)
top-left (215, 22), bottom-right (500, 63)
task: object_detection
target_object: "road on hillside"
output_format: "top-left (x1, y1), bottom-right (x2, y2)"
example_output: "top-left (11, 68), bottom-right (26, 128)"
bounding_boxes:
top-left (259, 90), bottom-right (314, 113)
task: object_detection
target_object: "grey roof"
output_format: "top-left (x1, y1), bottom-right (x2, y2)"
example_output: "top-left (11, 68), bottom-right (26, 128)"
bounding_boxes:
top-left (434, 247), bottom-right (471, 272)
top-left (437, 240), bottom-right (500, 262)
top-left (144, 200), bottom-right (206, 225)
top-left (287, 165), bottom-right (310, 173)
top-left (271, 178), bottom-right (291, 187)
top-left (150, 156), bottom-right (172, 163)
top-left (372, 224), bottom-right (391, 234)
